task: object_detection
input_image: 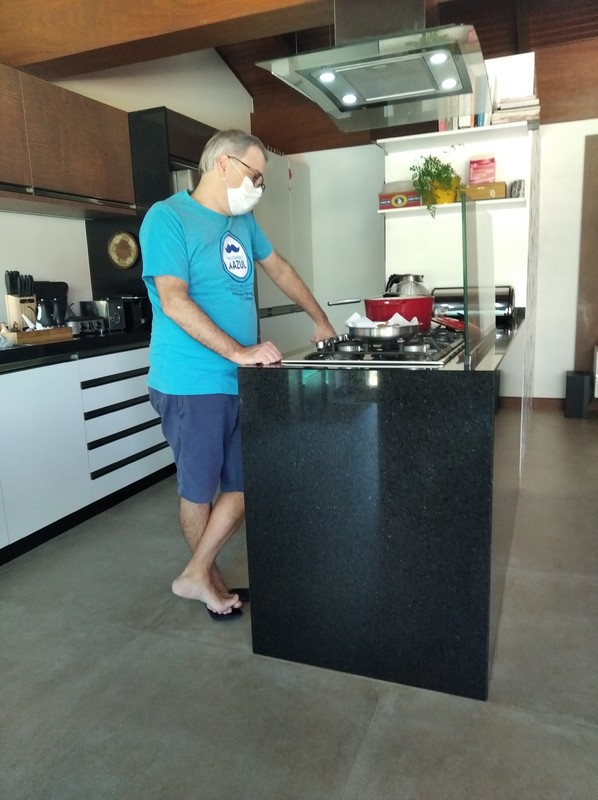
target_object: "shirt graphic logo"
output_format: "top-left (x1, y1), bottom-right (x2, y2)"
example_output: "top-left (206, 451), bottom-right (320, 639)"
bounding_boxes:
top-left (221, 234), bottom-right (251, 282)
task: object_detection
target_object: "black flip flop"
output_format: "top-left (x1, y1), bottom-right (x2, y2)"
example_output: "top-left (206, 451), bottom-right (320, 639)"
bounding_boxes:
top-left (207, 606), bottom-right (243, 622)
top-left (229, 587), bottom-right (250, 604)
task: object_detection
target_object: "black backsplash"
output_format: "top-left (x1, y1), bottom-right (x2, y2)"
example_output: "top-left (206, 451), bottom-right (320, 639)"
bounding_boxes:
top-left (85, 218), bottom-right (145, 300)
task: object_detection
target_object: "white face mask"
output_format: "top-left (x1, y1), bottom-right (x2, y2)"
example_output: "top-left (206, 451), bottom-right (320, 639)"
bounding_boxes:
top-left (224, 162), bottom-right (263, 215)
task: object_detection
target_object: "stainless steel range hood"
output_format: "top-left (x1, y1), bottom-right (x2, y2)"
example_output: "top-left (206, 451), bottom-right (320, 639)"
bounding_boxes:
top-left (257, 1), bottom-right (491, 132)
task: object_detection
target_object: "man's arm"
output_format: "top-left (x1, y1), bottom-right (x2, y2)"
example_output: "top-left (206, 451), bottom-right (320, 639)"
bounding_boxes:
top-left (154, 275), bottom-right (282, 364)
top-left (258, 250), bottom-right (336, 341)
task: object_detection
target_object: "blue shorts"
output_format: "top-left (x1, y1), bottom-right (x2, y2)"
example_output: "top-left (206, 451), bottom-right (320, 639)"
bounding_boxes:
top-left (149, 389), bottom-right (244, 504)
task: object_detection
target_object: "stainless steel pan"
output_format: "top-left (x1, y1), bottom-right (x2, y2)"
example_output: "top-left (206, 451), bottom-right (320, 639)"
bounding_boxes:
top-left (348, 323), bottom-right (419, 342)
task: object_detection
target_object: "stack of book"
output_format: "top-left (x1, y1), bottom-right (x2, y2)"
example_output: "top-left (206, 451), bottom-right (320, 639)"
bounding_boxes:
top-left (491, 95), bottom-right (540, 125)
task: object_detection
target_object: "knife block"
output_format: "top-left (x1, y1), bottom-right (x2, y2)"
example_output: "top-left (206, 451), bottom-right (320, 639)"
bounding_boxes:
top-left (4, 294), bottom-right (36, 330)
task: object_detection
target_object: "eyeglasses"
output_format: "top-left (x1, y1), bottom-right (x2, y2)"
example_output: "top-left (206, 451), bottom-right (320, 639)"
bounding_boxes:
top-left (226, 155), bottom-right (266, 191)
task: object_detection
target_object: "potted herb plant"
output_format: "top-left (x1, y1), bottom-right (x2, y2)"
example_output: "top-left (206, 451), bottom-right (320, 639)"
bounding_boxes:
top-left (410, 154), bottom-right (462, 217)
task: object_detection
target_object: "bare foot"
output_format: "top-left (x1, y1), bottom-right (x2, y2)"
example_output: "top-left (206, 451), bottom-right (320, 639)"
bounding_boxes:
top-left (172, 574), bottom-right (239, 614)
top-left (210, 564), bottom-right (242, 609)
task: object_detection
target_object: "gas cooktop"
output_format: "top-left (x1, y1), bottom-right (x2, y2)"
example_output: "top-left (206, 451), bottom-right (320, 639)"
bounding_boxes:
top-left (282, 328), bottom-right (465, 369)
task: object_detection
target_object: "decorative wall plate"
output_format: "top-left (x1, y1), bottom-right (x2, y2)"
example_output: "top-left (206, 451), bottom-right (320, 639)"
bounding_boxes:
top-left (107, 231), bottom-right (139, 269)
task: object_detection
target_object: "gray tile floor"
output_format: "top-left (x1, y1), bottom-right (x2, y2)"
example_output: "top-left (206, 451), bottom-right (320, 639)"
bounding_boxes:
top-left (1, 410), bottom-right (596, 799)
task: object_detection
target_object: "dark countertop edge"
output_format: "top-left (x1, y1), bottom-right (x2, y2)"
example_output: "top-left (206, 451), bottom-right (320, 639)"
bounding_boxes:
top-left (0, 331), bottom-right (150, 374)
top-left (240, 318), bottom-right (526, 375)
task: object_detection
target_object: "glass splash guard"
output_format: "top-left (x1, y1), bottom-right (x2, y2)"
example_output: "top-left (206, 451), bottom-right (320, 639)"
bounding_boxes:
top-left (461, 194), bottom-right (497, 369)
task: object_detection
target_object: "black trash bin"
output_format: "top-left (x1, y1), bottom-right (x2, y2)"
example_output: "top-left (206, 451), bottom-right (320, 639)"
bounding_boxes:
top-left (564, 371), bottom-right (591, 418)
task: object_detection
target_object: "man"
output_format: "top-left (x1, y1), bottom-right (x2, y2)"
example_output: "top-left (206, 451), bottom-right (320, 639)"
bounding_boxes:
top-left (140, 129), bottom-right (335, 619)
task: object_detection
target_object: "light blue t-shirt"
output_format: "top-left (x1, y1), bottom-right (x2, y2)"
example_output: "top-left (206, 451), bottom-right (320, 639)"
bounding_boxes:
top-left (140, 191), bottom-right (273, 395)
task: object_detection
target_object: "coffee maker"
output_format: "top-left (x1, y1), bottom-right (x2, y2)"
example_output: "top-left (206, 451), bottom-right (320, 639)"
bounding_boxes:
top-left (92, 298), bottom-right (126, 332)
top-left (122, 296), bottom-right (152, 331)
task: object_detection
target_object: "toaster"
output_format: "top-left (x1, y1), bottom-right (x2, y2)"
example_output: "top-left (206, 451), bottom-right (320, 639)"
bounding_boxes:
top-left (66, 317), bottom-right (105, 335)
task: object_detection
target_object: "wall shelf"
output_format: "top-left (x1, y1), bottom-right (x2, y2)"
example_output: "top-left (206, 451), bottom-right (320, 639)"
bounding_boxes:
top-left (378, 197), bottom-right (527, 216)
top-left (377, 122), bottom-right (532, 156)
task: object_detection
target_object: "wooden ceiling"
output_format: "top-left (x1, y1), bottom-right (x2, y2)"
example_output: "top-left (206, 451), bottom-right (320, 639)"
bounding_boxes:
top-left (1, 0), bottom-right (598, 154)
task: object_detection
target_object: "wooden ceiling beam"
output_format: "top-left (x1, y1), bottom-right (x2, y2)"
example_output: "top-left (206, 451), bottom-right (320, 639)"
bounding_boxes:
top-left (0, 0), bottom-right (333, 79)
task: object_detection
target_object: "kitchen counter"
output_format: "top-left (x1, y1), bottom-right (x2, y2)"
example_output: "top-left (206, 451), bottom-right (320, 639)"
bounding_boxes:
top-left (0, 330), bottom-right (151, 373)
top-left (0, 332), bottom-right (174, 564)
top-left (238, 326), bottom-right (523, 700)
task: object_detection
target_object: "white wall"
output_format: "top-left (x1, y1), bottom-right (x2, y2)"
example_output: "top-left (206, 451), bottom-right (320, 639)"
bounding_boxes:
top-left (1, 51), bottom-right (253, 320)
top-left (535, 119), bottom-right (598, 398)
top-left (55, 50), bottom-right (253, 127)
top-left (0, 213), bottom-right (92, 317)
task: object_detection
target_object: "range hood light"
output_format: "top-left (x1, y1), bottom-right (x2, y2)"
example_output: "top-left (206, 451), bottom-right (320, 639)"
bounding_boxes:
top-left (342, 93), bottom-right (358, 104)
top-left (429, 51), bottom-right (449, 65)
top-left (441, 77), bottom-right (458, 90)
top-left (318, 71), bottom-right (336, 83)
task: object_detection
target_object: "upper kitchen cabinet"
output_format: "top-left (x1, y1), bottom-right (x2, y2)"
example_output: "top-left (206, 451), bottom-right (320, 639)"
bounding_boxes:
top-left (128, 107), bottom-right (216, 213)
top-left (19, 71), bottom-right (135, 214)
top-left (0, 64), bottom-right (32, 190)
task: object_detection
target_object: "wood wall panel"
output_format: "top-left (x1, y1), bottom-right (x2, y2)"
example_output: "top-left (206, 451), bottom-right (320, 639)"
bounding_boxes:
top-left (536, 40), bottom-right (598, 125)
top-left (20, 72), bottom-right (134, 203)
top-left (0, 65), bottom-right (32, 187)
top-left (0, 0), bottom-right (333, 79)
top-left (575, 135), bottom-right (598, 373)
top-left (251, 98), bottom-right (371, 154)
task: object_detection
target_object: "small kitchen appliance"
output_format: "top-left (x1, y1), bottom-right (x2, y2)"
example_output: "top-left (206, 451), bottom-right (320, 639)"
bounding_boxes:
top-left (384, 274), bottom-right (430, 296)
top-left (94, 297), bottom-right (125, 332)
top-left (432, 286), bottom-right (515, 325)
top-left (66, 317), bottom-right (105, 335)
top-left (122, 295), bottom-right (152, 331)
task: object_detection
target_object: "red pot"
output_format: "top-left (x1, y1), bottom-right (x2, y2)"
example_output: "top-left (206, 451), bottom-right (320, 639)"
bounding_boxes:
top-left (364, 296), bottom-right (434, 331)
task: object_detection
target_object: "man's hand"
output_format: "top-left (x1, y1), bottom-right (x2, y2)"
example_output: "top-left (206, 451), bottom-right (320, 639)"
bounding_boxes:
top-left (311, 320), bottom-right (336, 344)
top-left (232, 340), bottom-right (282, 365)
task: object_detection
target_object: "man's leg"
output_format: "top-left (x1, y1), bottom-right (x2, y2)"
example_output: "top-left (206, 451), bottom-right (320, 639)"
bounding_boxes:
top-left (171, 491), bottom-right (245, 614)
top-left (174, 495), bottom-right (240, 600)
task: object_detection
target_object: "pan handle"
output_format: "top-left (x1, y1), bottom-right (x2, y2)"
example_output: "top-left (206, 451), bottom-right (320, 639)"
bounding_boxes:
top-left (327, 298), bottom-right (362, 306)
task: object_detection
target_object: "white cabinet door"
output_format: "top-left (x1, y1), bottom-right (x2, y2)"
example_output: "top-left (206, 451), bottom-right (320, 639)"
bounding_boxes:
top-left (78, 346), bottom-right (173, 501)
top-left (253, 154), bottom-right (314, 303)
top-left (253, 153), bottom-right (315, 353)
top-left (300, 144), bottom-right (386, 334)
top-left (253, 153), bottom-right (295, 308)
top-left (0, 360), bottom-right (93, 543)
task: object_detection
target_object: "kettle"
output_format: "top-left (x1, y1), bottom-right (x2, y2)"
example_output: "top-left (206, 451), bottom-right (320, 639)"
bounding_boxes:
top-left (36, 299), bottom-right (54, 327)
top-left (52, 298), bottom-right (65, 326)
top-left (384, 274), bottom-right (430, 297)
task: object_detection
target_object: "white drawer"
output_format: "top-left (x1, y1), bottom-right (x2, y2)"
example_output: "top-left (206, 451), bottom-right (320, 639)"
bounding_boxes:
top-left (82, 374), bottom-right (149, 413)
top-left (89, 426), bottom-right (167, 472)
top-left (91, 447), bottom-right (174, 501)
top-left (78, 347), bottom-right (149, 382)
top-left (85, 399), bottom-right (159, 442)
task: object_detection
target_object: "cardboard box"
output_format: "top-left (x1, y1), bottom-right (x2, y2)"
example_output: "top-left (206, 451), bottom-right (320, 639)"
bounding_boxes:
top-left (460, 182), bottom-right (507, 200)
top-left (468, 156), bottom-right (496, 184)
top-left (379, 181), bottom-right (422, 210)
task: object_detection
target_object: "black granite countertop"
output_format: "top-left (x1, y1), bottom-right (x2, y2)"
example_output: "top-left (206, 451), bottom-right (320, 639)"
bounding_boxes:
top-left (0, 330), bottom-right (151, 373)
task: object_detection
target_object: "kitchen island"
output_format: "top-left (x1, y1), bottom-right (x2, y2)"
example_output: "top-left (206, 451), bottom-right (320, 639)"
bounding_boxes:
top-left (238, 332), bottom-right (523, 701)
